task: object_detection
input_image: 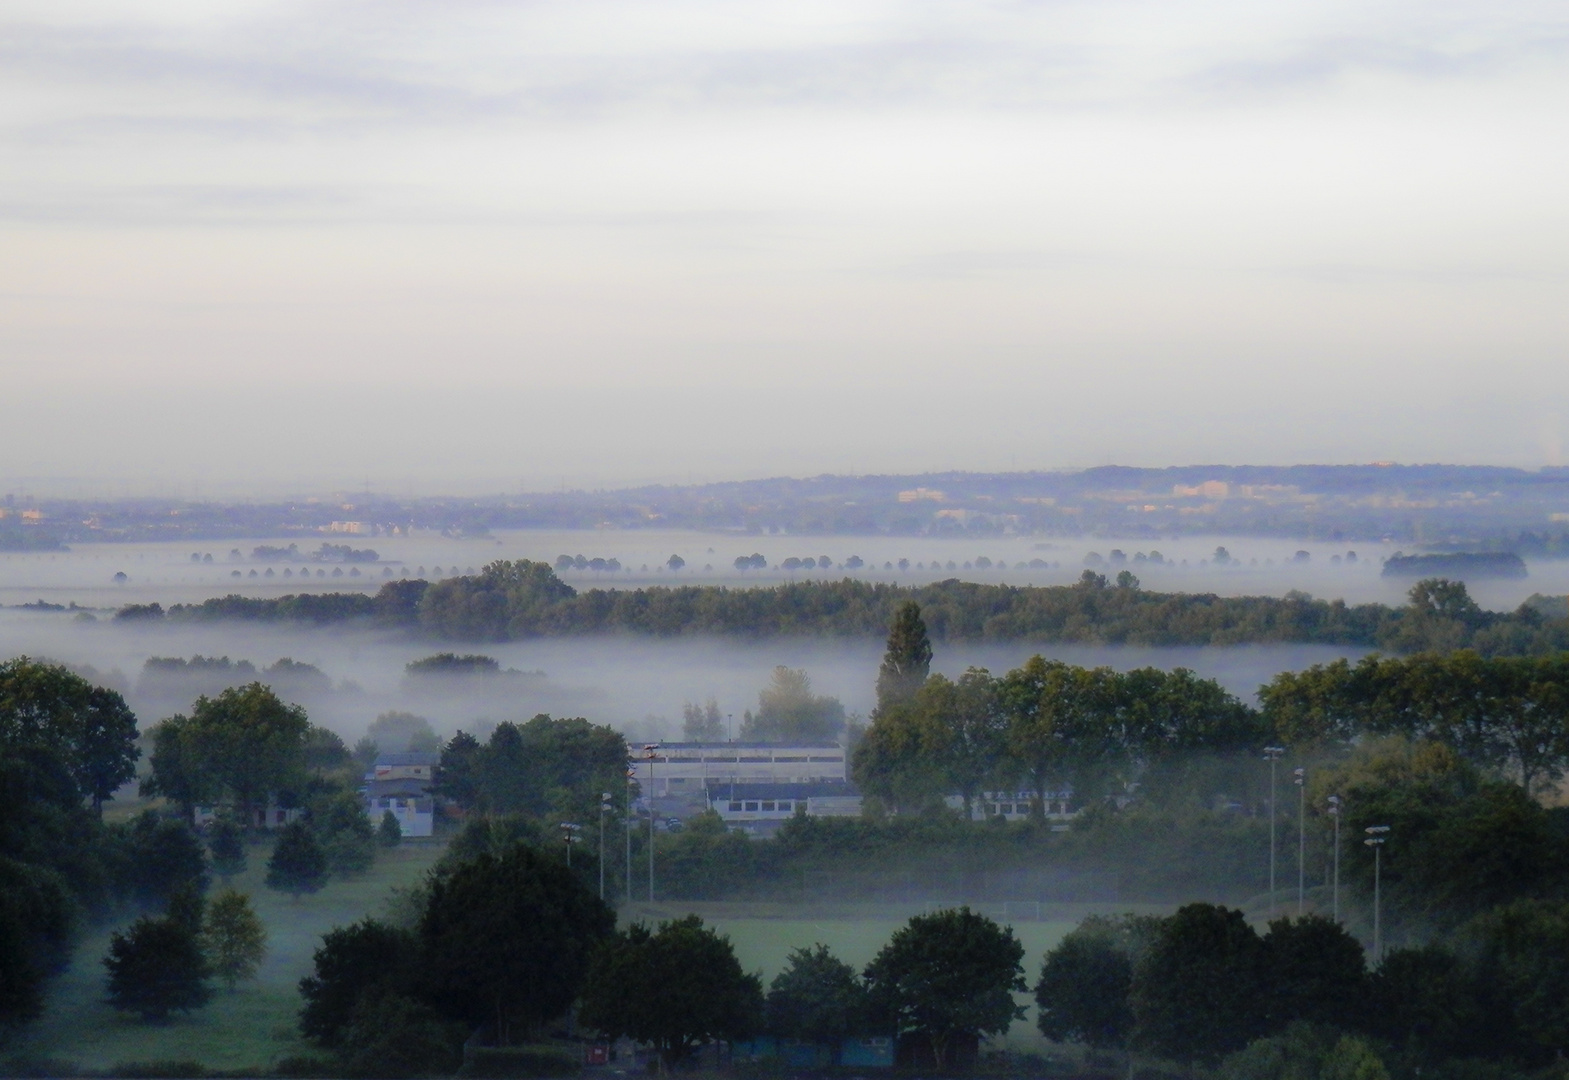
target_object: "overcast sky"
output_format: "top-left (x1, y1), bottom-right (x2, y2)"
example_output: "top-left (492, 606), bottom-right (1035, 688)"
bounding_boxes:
top-left (2, 1), bottom-right (1566, 495)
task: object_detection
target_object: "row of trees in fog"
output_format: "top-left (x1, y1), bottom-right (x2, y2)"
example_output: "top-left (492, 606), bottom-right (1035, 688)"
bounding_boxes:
top-left (148, 560), bottom-right (1569, 655)
top-left (853, 601), bottom-right (1569, 819)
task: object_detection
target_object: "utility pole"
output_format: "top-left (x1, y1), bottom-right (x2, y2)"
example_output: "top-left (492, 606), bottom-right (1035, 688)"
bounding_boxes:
top-left (643, 743), bottom-right (661, 904)
top-left (1264, 747), bottom-right (1285, 917)
top-left (1294, 766), bottom-right (1306, 916)
top-left (1328, 795), bottom-right (1342, 922)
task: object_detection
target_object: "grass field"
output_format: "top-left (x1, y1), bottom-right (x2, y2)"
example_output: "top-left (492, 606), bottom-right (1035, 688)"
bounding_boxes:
top-left (8, 841), bottom-right (446, 1075)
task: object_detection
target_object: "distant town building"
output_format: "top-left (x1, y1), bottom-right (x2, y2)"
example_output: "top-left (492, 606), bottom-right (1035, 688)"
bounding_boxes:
top-left (709, 781), bottom-right (862, 833)
top-left (1172, 481), bottom-right (1229, 498)
top-left (362, 751), bottom-right (439, 838)
top-left (896, 487), bottom-right (946, 503)
top-left (324, 521), bottom-right (373, 534)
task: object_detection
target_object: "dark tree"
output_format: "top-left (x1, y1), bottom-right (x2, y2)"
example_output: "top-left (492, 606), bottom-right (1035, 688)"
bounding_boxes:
top-left (208, 817), bottom-right (247, 881)
top-left (1262, 915), bottom-right (1369, 1032)
top-left (0, 657), bottom-right (140, 815)
top-left (0, 884), bottom-right (47, 1030)
top-left (310, 789), bottom-right (375, 876)
top-left (863, 907), bottom-right (1025, 1069)
top-left (1036, 915), bottom-right (1158, 1050)
top-left (103, 914), bottom-right (212, 1021)
top-left (338, 991), bottom-right (463, 1079)
top-left (875, 602), bottom-right (932, 712)
top-left (579, 915), bottom-right (764, 1070)
top-left (420, 842), bottom-right (615, 1044)
top-left (1367, 945), bottom-right (1497, 1068)
top-left (378, 811), bottom-right (403, 847)
top-left (299, 919), bottom-right (420, 1047)
top-left (122, 812), bottom-right (210, 908)
top-left (766, 943), bottom-right (868, 1050)
top-left (1131, 903), bottom-right (1266, 1065)
top-left (266, 822), bottom-right (328, 899)
top-left (433, 730), bottom-right (482, 809)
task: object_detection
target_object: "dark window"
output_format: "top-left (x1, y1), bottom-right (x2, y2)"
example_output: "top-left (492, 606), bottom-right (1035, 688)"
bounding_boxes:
top-left (761, 802), bottom-right (776, 811)
top-left (744, 802), bottom-right (759, 811)
top-left (728, 802), bottom-right (742, 811)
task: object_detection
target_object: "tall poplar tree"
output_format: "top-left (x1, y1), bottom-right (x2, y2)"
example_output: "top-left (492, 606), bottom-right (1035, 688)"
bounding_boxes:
top-left (875, 601), bottom-right (932, 713)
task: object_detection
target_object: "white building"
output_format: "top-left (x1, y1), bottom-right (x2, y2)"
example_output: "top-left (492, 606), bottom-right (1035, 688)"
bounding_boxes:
top-left (628, 742), bottom-right (847, 799)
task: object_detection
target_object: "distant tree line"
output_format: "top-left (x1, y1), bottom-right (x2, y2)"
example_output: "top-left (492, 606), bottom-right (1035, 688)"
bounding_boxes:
top-left (149, 561), bottom-right (1569, 655)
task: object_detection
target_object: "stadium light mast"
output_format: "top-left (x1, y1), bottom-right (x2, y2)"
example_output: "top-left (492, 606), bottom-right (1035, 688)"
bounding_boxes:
top-left (1263, 747), bottom-right (1285, 917)
top-left (1327, 795), bottom-right (1343, 922)
top-left (643, 743), bottom-right (661, 903)
top-left (625, 762), bottom-right (636, 905)
top-left (1294, 767), bottom-right (1306, 916)
top-left (1364, 825), bottom-right (1390, 961)
top-left (598, 792), bottom-right (612, 900)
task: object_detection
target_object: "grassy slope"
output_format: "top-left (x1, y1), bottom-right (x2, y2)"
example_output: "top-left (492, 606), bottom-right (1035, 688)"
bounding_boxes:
top-left (11, 842), bottom-right (445, 1074)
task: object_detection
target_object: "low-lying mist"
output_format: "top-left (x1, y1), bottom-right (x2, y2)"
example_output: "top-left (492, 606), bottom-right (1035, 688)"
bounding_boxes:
top-left (0, 607), bottom-right (1366, 747)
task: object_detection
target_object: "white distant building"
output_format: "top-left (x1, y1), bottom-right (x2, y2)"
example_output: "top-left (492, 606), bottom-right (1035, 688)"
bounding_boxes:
top-left (628, 742), bottom-right (847, 800)
top-left (362, 751), bottom-right (439, 838)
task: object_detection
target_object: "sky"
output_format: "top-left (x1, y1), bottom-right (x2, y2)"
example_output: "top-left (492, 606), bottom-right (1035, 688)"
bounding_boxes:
top-left (2, 0), bottom-right (1567, 495)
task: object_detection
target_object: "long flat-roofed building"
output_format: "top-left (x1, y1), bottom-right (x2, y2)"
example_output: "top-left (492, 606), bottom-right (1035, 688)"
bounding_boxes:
top-left (628, 741), bottom-right (846, 800)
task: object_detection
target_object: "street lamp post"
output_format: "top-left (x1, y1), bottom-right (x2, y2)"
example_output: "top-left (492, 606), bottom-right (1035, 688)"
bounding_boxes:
top-left (1327, 795), bottom-right (1342, 922)
top-left (599, 792), bottom-right (612, 901)
top-left (1364, 825), bottom-right (1390, 961)
top-left (643, 743), bottom-right (661, 903)
top-left (1264, 747), bottom-right (1285, 916)
top-left (1294, 767), bottom-right (1306, 916)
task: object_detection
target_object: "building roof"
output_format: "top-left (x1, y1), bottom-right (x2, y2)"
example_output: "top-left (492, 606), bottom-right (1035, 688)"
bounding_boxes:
top-left (374, 752), bottom-right (440, 767)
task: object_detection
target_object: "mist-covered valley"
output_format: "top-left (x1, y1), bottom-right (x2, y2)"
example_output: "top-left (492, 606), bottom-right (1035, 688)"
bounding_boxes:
top-left (0, 602), bottom-right (1364, 747)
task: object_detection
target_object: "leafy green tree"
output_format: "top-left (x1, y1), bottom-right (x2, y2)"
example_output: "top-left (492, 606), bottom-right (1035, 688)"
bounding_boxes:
top-left (420, 842), bottom-right (614, 1044)
top-left (863, 907), bottom-right (1026, 1069)
top-left (208, 817), bottom-right (246, 881)
top-left (914, 668), bottom-right (1006, 817)
top-left (378, 811), bottom-right (403, 847)
top-left (433, 729), bottom-right (481, 808)
top-left (148, 683), bottom-right (311, 827)
top-left (740, 667), bottom-right (846, 743)
top-left (201, 889), bottom-right (267, 990)
top-left (266, 822), bottom-right (328, 899)
top-left (1262, 915), bottom-right (1369, 1032)
top-left (850, 700), bottom-right (949, 813)
top-left (999, 657), bottom-right (1121, 818)
top-left (1131, 903), bottom-right (1266, 1065)
top-left (875, 601), bottom-right (932, 712)
top-left (338, 991), bottom-right (463, 1078)
top-left (299, 919), bottom-right (420, 1047)
top-left (121, 811), bottom-right (210, 908)
top-left (310, 788), bottom-right (376, 876)
top-left (1460, 899), bottom-right (1569, 1061)
top-left (1366, 945), bottom-right (1496, 1069)
top-left (417, 559), bottom-right (577, 640)
top-left (303, 725), bottom-right (352, 776)
top-left (104, 913), bottom-right (213, 1021)
top-left (0, 657), bottom-right (140, 814)
top-left (579, 915), bottom-right (764, 1071)
top-left (766, 944), bottom-right (868, 1050)
top-left (1036, 914), bottom-right (1159, 1050)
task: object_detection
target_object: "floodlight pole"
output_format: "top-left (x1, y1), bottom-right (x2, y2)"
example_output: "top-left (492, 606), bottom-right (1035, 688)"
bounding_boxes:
top-left (599, 792), bottom-right (612, 901)
top-left (1328, 795), bottom-right (1342, 922)
top-left (1365, 825), bottom-right (1390, 962)
top-left (1294, 767), bottom-right (1306, 916)
top-left (1264, 747), bottom-right (1285, 917)
top-left (644, 744), bottom-right (661, 904)
top-left (625, 765), bottom-right (635, 905)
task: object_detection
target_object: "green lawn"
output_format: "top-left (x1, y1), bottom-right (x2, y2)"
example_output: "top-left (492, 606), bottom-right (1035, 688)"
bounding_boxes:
top-left (9, 842), bottom-right (446, 1075)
